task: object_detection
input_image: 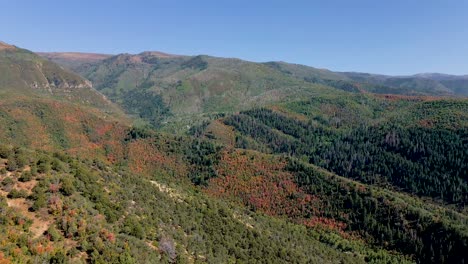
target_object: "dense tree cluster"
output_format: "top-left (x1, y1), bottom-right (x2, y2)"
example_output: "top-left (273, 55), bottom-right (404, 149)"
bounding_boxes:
top-left (222, 107), bottom-right (468, 263)
top-left (225, 108), bottom-right (468, 205)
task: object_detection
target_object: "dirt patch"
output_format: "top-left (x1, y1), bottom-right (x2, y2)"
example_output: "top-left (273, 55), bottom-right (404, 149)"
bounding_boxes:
top-left (150, 180), bottom-right (185, 203)
top-left (14, 179), bottom-right (37, 195)
top-left (7, 198), bottom-right (52, 238)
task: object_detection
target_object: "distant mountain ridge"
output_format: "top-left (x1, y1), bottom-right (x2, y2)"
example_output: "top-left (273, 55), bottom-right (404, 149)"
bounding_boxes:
top-left (38, 50), bottom-right (468, 97)
top-left (36, 49), bottom-right (467, 130)
top-left (340, 71), bottom-right (468, 96)
top-left (38, 52), bottom-right (112, 71)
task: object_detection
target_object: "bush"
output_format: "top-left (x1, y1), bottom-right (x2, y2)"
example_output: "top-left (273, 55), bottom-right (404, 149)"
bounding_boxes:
top-left (123, 216), bottom-right (146, 239)
top-left (1, 177), bottom-right (14, 187)
top-left (6, 159), bottom-right (18, 172)
top-left (46, 225), bottom-right (62, 241)
top-left (0, 145), bottom-right (12, 159)
top-left (14, 149), bottom-right (28, 168)
top-left (0, 196), bottom-right (7, 208)
top-left (159, 236), bottom-right (177, 262)
top-left (37, 157), bottom-right (51, 174)
top-left (30, 164), bottom-right (38, 176)
top-left (19, 171), bottom-right (33, 182)
top-left (7, 189), bottom-right (29, 199)
top-left (31, 193), bottom-right (47, 211)
top-left (60, 177), bottom-right (75, 196)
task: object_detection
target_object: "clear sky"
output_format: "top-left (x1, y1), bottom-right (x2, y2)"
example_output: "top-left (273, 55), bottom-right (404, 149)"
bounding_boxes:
top-left (1, 0), bottom-right (467, 75)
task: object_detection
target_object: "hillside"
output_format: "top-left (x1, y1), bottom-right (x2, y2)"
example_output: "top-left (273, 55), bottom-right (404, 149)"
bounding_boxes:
top-left (0, 42), bottom-right (124, 117)
top-left (3, 144), bottom-right (397, 263)
top-left (193, 93), bottom-right (468, 263)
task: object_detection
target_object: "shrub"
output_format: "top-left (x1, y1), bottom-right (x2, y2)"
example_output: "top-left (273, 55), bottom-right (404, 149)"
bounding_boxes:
top-left (37, 157), bottom-right (51, 174)
top-left (31, 193), bottom-right (47, 211)
top-left (1, 177), bottom-right (14, 187)
top-left (14, 150), bottom-right (28, 168)
top-left (30, 164), bottom-right (38, 176)
top-left (19, 171), bottom-right (33, 182)
top-left (0, 145), bottom-right (12, 159)
top-left (60, 177), bottom-right (75, 196)
top-left (7, 189), bottom-right (29, 199)
top-left (123, 216), bottom-right (146, 239)
top-left (6, 159), bottom-right (18, 172)
top-left (46, 225), bottom-right (62, 241)
top-left (159, 236), bottom-right (177, 262)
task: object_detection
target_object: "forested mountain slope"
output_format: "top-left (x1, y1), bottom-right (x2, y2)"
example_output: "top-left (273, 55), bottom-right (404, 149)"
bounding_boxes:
top-left (0, 41), bottom-right (466, 263)
top-left (341, 72), bottom-right (468, 96)
top-left (0, 42), bottom-right (415, 263)
top-left (192, 93), bottom-right (468, 263)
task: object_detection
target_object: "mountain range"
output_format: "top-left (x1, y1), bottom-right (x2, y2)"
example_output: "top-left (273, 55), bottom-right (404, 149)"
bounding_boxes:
top-left (38, 50), bottom-right (468, 131)
top-left (0, 41), bottom-right (466, 263)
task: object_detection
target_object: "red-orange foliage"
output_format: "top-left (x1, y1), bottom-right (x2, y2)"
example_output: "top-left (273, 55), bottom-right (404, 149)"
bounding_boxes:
top-left (205, 149), bottom-right (344, 231)
top-left (127, 139), bottom-right (187, 177)
top-left (29, 241), bottom-right (53, 255)
top-left (100, 228), bottom-right (116, 243)
top-left (301, 217), bottom-right (347, 233)
top-left (0, 252), bottom-right (11, 264)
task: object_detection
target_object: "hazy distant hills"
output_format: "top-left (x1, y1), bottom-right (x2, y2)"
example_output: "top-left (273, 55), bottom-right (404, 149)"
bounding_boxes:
top-left (340, 72), bottom-right (468, 96)
top-left (40, 50), bottom-right (468, 97)
top-left (37, 52), bottom-right (112, 72)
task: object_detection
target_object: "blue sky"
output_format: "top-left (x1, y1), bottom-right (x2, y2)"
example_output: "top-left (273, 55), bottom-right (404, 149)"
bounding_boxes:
top-left (1, 0), bottom-right (467, 75)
